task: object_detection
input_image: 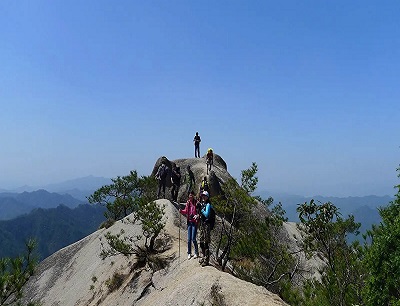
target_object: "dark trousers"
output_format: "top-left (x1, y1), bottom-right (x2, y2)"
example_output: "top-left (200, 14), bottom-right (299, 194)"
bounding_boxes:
top-left (157, 179), bottom-right (166, 198)
top-left (195, 144), bottom-right (200, 158)
top-left (171, 183), bottom-right (180, 202)
top-left (199, 222), bottom-right (211, 264)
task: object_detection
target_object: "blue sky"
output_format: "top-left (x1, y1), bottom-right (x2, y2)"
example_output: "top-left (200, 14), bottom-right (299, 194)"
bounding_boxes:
top-left (0, 1), bottom-right (399, 197)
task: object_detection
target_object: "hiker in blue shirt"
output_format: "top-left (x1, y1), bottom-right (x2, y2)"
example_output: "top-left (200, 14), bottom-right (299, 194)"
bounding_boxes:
top-left (199, 190), bottom-right (211, 266)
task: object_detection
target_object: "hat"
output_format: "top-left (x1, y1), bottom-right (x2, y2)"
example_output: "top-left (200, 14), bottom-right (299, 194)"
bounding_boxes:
top-left (201, 191), bottom-right (209, 197)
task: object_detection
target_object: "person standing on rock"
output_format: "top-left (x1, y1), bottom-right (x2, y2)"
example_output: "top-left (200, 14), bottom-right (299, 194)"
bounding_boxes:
top-left (171, 166), bottom-right (181, 202)
top-left (206, 148), bottom-right (213, 174)
top-left (184, 165), bottom-right (195, 196)
top-left (193, 132), bottom-right (201, 158)
top-left (179, 191), bottom-right (200, 260)
top-left (156, 161), bottom-right (169, 199)
top-left (199, 190), bottom-right (212, 266)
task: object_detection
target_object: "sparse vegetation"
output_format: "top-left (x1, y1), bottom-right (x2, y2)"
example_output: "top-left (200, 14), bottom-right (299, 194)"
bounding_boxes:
top-left (105, 272), bottom-right (125, 293)
top-left (212, 163), bottom-right (298, 296)
top-left (88, 170), bottom-right (157, 221)
top-left (89, 168), bottom-right (171, 305)
top-left (89, 171), bottom-right (166, 259)
top-left (210, 282), bottom-right (227, 306)
top-left (0, 239), bottom-right (37, 306)
top-left (98, 219), bottom-right (115, 229)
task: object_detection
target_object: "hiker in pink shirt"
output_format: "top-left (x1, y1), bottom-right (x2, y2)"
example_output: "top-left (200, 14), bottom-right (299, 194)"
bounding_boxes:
top-left (179, 191), bottom-right (200, 259)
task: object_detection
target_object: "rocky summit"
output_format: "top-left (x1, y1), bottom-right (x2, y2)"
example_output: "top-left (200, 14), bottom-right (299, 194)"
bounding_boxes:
top-left (22, 155), bottom-right (318, 306)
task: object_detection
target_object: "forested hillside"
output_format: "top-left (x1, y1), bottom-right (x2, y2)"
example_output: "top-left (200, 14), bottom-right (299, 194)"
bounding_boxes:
top-left (0, 204), bottom-right (106, 260)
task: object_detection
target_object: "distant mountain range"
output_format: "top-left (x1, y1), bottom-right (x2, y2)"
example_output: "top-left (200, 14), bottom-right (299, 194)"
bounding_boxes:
top-left (0, 204), bottom-right (106, 260)
top-left (259, 191), bottom-right (394, 239)
top-left (0, 175), bottom-right (394, 261)
top-left (0, 190), bottom-right (84, 220)
top-left (2, 175), bottom-right (112, 201)
top-left (0, 178), bottom-right (111, 261)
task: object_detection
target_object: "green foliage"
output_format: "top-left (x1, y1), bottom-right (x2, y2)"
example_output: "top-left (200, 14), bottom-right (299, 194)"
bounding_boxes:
top-left (91, 170), bottom-right (166, 262)
top-left (105, 272), bottom-right (125, 293)
top-left (0, 239), bottom-right (37, 306)
top-left (88, 170), bottom-right (157, 220)
top-left (209, 282), bottom-right (227, 306)
top-left (98, 218), bottom-right (115, 229)
top-left (100, 230), bottom-right (137, 259)
top-left (212, 163), bottom-right (259, 270)
top-left (362, 165), bottom-right (400, 306)
top-left (134, 200), bottom-right (166, 251)
top-left (213, 162), bottom-right (297, 298)
top-left (297, 200), bottom-right (364, 306)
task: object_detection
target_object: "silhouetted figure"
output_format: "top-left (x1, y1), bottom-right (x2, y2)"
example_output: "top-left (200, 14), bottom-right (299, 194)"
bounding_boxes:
top-left (185, 165), bottom-right (195, 196)
top-left (156, 162), bottom-right (169, 199)
top-left (193, 132), bottom-right (201, 158)
top-left (206, 148), bottom-right (213, 174)
top-left (171, 166), bottom-right (181, 202)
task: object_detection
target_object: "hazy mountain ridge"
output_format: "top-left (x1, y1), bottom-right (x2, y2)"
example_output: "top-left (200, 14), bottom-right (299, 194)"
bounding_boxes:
top-left (0, 204), bottom-right (106, 260)
top-left (259, 192), bottom-right (393, 240)
top-left (0, 189), bottom-right (84, 220)
top-left (1, 175), bottom-right (112, 200)
top-left (262, 193), bottom-right (394, 222)
top-left (0, 178), bottom-right (110, 262)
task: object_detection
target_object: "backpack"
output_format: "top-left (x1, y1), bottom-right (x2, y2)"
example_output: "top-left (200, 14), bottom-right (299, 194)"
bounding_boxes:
top-left (201, 179), bottom-right (209, 191)
top-left (158, 164), bottom-right (168, 179)
top-left (207, 205), bottom-right (216, 230)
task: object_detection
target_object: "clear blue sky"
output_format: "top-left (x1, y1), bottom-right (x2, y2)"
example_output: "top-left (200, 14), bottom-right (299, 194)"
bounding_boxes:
top-left (1, 1), bottom-right (399, 197)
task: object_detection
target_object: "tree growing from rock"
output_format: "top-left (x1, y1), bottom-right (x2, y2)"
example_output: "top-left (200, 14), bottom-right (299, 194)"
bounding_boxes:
top-left (0, 239), bottom-right (37, 306)
top-left (297, 199), bottom-right (364, 306)
top-left (212, 162), bottom-right (297, 296)
top-left (88, 171), bottom-right (166, 257)
top-left (88, 170), bottom-right (158, 221)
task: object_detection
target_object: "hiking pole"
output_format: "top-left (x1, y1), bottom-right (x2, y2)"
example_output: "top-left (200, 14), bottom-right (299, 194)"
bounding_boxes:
top-left (178, 206), bottom-right (181, 263)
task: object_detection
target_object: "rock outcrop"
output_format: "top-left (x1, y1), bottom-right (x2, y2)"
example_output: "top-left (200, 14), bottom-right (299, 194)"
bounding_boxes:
top-left (151, 154), bottom-right (231, 202)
